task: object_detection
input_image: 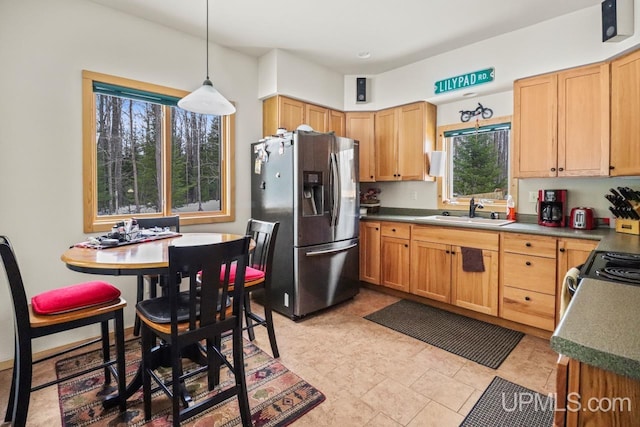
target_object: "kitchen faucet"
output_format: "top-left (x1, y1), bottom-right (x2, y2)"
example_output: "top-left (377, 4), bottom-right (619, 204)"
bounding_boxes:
top-left (469, 197), bottom-right (484, 218)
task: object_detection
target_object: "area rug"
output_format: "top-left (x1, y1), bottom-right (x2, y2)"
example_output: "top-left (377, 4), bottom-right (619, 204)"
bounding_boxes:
top-left (364, 299), bottom-right (524, 368)
top-left (56, 338), bottom-right (325, 426)
top-left (460, 376), bottom-right (554, 427)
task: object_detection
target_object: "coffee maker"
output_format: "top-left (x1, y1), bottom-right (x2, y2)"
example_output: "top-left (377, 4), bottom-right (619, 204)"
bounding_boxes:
top-left (538, 189), bottom-right (567, 227)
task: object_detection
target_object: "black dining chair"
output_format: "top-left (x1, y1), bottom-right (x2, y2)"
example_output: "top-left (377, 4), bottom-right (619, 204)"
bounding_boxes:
top-left (243, 219), bottom-right (280, 358)
top-left (136, 236), bottom-right (253, 427)
top-left (0, 236), bottom-right (127, 426)
top-left (132, 215), bottom-right (180, 336)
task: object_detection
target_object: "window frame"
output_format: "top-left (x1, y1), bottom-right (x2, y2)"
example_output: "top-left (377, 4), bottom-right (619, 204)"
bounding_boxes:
top-left (435, 115), bottom-right (517, 212)
top-left (82, 70), bottom-right (235, 233)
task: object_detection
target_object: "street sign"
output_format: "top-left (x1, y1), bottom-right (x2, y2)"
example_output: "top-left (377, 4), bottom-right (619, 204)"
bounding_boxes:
top-left (434, 68), bottom-right (495, 94)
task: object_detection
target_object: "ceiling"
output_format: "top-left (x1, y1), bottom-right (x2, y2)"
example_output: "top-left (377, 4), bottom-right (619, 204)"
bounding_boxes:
top-left (88, 0), bottom-right (602, 75)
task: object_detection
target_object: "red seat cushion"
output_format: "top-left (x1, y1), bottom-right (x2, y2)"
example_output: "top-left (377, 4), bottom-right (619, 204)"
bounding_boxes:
top-left (221, 264), bottom-right (265, 282)
top-left (31, 281), bottom-right (121, 315)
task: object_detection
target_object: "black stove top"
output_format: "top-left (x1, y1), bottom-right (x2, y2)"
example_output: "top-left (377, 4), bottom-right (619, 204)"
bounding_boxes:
top-left (580, 251), bottom-right (640, 286)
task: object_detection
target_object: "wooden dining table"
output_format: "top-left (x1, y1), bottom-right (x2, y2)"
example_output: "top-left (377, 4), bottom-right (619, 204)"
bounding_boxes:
top-left (60, 232), bottom-right (249, 409)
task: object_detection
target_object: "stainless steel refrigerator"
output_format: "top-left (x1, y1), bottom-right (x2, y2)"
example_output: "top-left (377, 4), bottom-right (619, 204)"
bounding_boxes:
top-left (251, 130), bottom-right (360, 319)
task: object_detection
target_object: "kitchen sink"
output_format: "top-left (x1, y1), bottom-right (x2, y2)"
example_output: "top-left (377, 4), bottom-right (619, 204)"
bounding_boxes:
top-left (414, 215), bottom-right (515, 226)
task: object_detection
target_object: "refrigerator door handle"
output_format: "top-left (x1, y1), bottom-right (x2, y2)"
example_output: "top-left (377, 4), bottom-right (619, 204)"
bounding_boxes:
top-left (330, 152), bottom-right (341, 228)
top-left (305, 243), bottom-right (358, 257)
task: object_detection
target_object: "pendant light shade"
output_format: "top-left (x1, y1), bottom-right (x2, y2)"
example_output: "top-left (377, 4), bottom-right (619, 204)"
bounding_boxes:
top-left (178, 79), bottom-right (236, 115)
top-left (178, 0), bottom-right (235, 116)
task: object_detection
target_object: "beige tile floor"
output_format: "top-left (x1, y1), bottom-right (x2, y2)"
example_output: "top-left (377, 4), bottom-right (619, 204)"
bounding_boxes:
top-left (0, 287), bottom-right (559, 426)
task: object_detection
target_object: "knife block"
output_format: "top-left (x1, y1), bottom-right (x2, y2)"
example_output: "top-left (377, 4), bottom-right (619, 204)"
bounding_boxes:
top-left (615, 219), bottom-right (640, 235)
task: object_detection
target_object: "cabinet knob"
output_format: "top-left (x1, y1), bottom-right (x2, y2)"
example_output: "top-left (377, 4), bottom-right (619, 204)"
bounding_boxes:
top-left (445, 250), bottom-right (450, 254)
top-left (525, 296), bottom-right (531, 301)
top-left (404, 244), bottom-right (408, 248)
top-left (375, 227), bottom-right (379, 231)
top-left (370, 175), bottom-right (374, 179)
top-left (558, 167), bottom-right (564, 172)
top-left (559, 248), bottom-right (565, 253)
top-left (551, 167), bottom-right (556, 172)
top-left (525, 261), bottom-right (531, 266)
top-left (525, 242), bottom-right (531, 247)
top-left (392, 228), bottom-right (396, 232)
top-left (609, 165), bottom-right (615, 170)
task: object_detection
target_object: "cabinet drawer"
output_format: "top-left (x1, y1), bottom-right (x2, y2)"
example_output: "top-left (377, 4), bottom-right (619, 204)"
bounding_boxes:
top-left (381, 222), bottom-right (411, 239)
top-left (412, 226), bottom-right (499, 251)
top-left (503, 233), bottom-right (556, 258)
top-left (503, 253), bottom-right (556, 295)
top-left (502, 286), bottom-right (555, 331)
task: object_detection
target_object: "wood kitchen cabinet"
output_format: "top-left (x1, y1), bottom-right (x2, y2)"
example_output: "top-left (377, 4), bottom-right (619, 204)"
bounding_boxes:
top-left (610, 48), bottom-right (640, 176)
top-left (411, 226), bottom-right (499, 315)
top-left (346, 112), bottom-right (376, 182)
top-left (555, 238), bottom-right (597, 323)
top-left (305, 103), bottom-right (329, 132)
top-left (375, 102), bottom-right (436, 181)
top-left (359, 221), bottom-right (381, 285)
top-left (501, 233), bottom-right (558, 331)
top-left (380, 222), bottom-right (410, 292)
top-left (263, 95), bottom-right (345, 136)
top-left (329, 110), bottom-right (346, 136)
top-left (555, 356), bottom-right (640, 426)
top-left (263, 95), bottom-right (305, 136)
top-left (513, 63), bottom-right (609, 178)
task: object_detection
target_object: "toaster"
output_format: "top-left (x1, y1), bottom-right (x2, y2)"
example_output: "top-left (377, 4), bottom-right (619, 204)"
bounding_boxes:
top-left (570, 207), bottom-right (595, 230)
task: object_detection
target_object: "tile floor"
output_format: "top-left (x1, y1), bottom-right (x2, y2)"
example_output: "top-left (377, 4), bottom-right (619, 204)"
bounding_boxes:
top-left (0, 287), bottom-right (559, 426)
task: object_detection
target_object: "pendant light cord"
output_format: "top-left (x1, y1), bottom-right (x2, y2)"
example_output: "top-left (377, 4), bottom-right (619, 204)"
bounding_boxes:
top-left (206, 0), bottom-right (209, 80)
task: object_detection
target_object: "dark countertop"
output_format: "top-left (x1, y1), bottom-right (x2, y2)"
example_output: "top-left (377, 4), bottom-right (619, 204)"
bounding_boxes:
top-left (361, 211), bottom-right (612, 240)
top-left (362, 208), bottom-right (640, 379)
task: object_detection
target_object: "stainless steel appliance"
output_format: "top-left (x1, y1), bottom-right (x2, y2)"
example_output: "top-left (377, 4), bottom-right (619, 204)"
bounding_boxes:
top-left (251, 130), bottom-right (360, 319)
top-left (580, 251), bottom-right (640, 286)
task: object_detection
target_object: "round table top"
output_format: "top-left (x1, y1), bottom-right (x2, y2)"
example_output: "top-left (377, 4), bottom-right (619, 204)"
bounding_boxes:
top-left (61, 233), bottom-right (247, 275)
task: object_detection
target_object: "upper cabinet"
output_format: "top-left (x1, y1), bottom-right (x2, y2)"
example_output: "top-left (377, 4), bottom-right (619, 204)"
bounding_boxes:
top-left (262, 95), bottom-right (345, 137)
top-left (513, 63), bottom-right (610, 178)
top-left (346, 112), bottom-right (376, 182)
top-left (375, 101), bottom-right (436, 181)
top-left (263, 96), bottom-right (304, 137)
top-left (611, 48), bottom-right (640, 176)
top-left (329, 110), bottom-right (346, 136)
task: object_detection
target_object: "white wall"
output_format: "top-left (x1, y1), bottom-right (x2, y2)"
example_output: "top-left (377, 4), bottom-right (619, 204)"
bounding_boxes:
top-left (258, 49), bottom-right (344, 110)
top-left (0, 0), bottom-right (262, 363)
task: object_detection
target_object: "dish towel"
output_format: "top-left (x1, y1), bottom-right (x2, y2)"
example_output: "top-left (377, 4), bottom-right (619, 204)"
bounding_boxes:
top-left (560, 267), bottom-right (580, 319)
top-left (461, 247), bottom-right (485, 272)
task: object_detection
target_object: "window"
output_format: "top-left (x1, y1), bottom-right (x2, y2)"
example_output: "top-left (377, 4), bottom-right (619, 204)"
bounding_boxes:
top-left (82, 71), bottom-right (235, 232)
top-left (437, 116), bottom-right (513, 211)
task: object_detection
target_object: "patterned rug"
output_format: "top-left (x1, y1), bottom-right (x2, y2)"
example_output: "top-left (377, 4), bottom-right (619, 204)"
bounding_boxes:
top-left (56, 338), bottom-right (325, 426)
top-left (460, 376), bottom-right (554, 427)
top-left (364, 299), bottom-right (524, 369)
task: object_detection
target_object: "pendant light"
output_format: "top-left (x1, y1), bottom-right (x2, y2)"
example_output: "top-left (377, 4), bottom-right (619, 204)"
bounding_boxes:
top-left (178, 0), bottom-right (236, 116)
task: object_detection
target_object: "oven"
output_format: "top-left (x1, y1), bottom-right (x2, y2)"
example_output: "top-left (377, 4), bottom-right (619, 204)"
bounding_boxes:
top-left (579, 250), bottom-right (640, 286)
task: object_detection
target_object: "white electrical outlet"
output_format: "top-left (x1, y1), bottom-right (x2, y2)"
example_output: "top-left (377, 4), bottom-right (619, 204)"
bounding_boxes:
top-left (528, 191), bottom-right (538, 203)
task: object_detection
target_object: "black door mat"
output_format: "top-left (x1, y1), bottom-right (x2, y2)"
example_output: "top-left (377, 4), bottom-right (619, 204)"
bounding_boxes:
top-left (461, 376), bottom-right (554, 427)
top-left (364, 299), bottom-right (524, 369)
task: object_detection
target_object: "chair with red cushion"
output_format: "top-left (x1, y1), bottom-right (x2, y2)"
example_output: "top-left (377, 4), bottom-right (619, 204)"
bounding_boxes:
top-left (0, 236), bottom-right (127, 426)
top-left (133, 215), bottom-right (180, 336)
top-left (243, 219), bottom-right (280, 358)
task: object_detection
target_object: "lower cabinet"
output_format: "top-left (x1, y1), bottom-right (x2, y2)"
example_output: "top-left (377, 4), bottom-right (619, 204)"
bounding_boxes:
top-left (358, 220), bottom-right (598, 332)
top-left (556, 356), bottom-right (640, 426)
top-left (380, 222), bottom-right (411, 292)
top-left (411, 226), bottom-right (499, 316)
top-left (359, 222), bottom-right (381, 284)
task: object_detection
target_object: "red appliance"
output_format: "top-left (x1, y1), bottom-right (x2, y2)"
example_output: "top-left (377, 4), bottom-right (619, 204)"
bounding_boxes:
top-left (570, 207), bottom-right (595, 230)
top-left (538, 189), bottom-right (567, 227)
